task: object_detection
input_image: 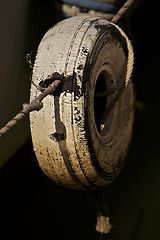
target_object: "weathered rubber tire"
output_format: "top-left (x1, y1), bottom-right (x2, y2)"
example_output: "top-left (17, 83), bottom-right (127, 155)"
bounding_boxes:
top-left (30, 16), bottom-right (134, 190)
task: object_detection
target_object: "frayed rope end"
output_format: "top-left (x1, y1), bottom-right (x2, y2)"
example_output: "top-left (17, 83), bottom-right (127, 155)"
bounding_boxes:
top-left (96, 215), bottom-right (112, 234)
top-left (89, 188), bottom-right (112, 234)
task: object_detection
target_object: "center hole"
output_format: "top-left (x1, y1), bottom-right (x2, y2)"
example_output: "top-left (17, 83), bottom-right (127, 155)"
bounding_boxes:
top-left (94, 72), bottom-right (107, 133)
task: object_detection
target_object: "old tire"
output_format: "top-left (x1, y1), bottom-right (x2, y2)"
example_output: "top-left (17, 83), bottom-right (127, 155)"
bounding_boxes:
top-left (30, 16), bottom-right (134, 190)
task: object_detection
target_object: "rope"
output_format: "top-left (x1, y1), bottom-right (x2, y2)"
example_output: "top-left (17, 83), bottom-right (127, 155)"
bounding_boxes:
top-left (0, 80), bottom-right (61, 138)
top-left (90, 189), bottom-right (112, 234)
top-left (111, 0), bottom-right (134, 23)
top-left (101, 21), bottom-right (134, 123)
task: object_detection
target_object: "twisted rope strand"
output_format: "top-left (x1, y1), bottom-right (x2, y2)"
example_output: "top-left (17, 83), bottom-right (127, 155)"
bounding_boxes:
top-left (0, 80), bottom-right (61, 138)
top-left (111, 0), bottom-right (135, 23)
top-left (101, 22), bottom-right (134, 123)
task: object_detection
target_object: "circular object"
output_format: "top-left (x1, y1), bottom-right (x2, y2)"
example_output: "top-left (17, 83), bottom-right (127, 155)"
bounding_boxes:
top-left (30, 16), bottom-right (134, 190)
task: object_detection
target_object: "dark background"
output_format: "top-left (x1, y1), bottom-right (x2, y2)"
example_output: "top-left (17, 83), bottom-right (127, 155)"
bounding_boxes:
top-left (0, 0), bottom-right (160, 239)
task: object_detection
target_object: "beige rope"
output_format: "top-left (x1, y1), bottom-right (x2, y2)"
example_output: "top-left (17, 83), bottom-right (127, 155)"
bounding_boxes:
top-left (111, 0), bottom-right (135, 89)
top-left (101, 22), bottom-right (134, 124)
top-left (111, 23), bottom-right (134, 87)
